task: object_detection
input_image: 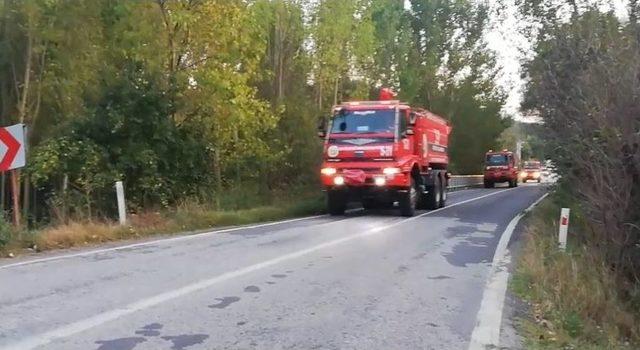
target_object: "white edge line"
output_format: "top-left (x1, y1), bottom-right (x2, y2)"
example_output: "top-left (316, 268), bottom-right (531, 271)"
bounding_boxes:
top-left (0, 187), bottom-right (482, 270)
top-left (468, 192), bottom-right (549, 350)
top-left (0, 214), bottom-right (328, 270)
top-left (4, 187), bottom-right (517, 350)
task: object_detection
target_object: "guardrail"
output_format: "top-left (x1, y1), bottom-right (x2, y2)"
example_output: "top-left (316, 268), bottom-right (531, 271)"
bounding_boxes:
top-left (448, 175), bottom-right (484, 190)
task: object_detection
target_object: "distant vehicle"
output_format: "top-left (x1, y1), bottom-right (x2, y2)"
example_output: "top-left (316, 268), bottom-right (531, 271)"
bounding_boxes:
top-left (483, 150), bottom-right (519, 188)
top-left (520, 160), bottom-right (542, 183)
top-left (318, 88), bottom-right (451, 217)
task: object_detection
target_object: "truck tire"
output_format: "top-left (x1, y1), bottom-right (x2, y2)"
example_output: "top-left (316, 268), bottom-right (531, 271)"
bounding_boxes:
top-left (399, 177), bottom-right (418, 217)
top-left (484, 181), bottom-right (494, 189)
top-left (439, 175), bottom-right (447, 208)
top-left (508, 179), bottom-right (516, 188)
top-left (537, 178), bottom-right (541, 183)
top-left (424, 176), bottom-right (441, 210)
top-left (327, 191), bottom-right (346, 215)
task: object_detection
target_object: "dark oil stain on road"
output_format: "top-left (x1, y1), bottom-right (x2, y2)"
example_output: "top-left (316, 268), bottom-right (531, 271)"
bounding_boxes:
top-left (244, 285), bottom-right (260, 293)
top-left (89, 254), bottom-right (117, 262)
top-left (266, 281), bottom-right (276, 285)
top-left (94, 337), bottom-right (146, 350)
top-left (444, 225), bottom-right (476, 239)
top-left (443, 227), bottom-right (495, 267)
top-left (135, 323), bottom-right (163, 336)
top-left (428, 275), bottom-right (452, 280)
top-left (271, 274), bottom-right (287, 278)
top-left (427, 322), bottom-right (439, 327)
top-left (396, 265), bottom-right (409, 273)
top-left (411, 252), bottom-right (427, 260)
top-left (208, 296), bottom-right (241, 309)
top-left (161, 334), bottom-right (209, 350)
top-left (237, 321), bottom-right (247, 326)
top-left (286, 270), bottom-right (294, 273)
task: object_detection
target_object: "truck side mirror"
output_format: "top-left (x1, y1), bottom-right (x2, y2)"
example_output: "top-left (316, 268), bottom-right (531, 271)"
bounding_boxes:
top-left (409, 112), bottom-right (417, 125)
top-left (404, 129), bottom-right (414, 137)
top-left (317, 116), bottom-right (327, 138)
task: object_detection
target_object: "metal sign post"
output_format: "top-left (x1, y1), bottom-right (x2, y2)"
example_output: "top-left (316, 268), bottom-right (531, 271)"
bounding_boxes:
top-left (0, 123), bottom-right (26, 227)
top-left (115, 181), bottom-right (127, 225)
top-left (558, 208), bottom-right (570, 251)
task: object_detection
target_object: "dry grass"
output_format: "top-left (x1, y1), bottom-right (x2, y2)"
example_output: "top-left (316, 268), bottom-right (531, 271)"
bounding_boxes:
top-left (513, 199), bottom-right (640, 349)
top-left (36, 222), bottom-right (133, 250)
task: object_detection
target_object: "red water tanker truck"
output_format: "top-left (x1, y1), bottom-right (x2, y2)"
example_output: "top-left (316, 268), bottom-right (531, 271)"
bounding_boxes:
top-left (318, 89), bottom-right (451, 217)
top-left (483, 150), bottom-right (519, 188)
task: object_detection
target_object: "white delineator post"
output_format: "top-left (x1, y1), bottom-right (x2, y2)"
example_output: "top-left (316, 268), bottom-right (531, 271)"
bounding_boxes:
top-left (115, 181), bottom-right (127, 225)
top-left (559, 208), bottom-right (570, 250)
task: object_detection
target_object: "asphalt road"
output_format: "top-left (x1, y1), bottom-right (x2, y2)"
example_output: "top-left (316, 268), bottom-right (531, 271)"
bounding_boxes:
top-left (0, 184), bottom-right (547, 350)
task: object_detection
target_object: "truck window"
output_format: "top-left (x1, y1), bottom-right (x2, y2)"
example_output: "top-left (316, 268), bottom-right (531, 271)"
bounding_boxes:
top-left (398, 110), bottom-right (407, 137)
top-left (523, 161), bottom-right (541, 169)
top-left (486, 154), bottom-right (508, 166)
top-left (330, 110), bottom-right (395, 134)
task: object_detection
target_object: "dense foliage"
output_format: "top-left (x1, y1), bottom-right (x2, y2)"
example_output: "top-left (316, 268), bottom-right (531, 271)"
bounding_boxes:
top-left (0, 0), bottom-right (508, 224)
top-left (520, 0), bottom-right (640, 297)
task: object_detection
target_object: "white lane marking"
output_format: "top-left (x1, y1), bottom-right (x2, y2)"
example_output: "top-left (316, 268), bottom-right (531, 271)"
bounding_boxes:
top-left (0, 187), bottom-right (483, 270)
top-left (3, 188), bottom-right (518, 350)
top-left (0, 214), bottom-right (331, 270)
top-left (468, 192), bottom-right (549, 350)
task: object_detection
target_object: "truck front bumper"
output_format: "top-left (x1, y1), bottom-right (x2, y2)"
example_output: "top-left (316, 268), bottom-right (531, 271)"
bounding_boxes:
top-left (483, 171), bottom-right (515, 183)
top-left (321, 168), bottom-right (411, 188)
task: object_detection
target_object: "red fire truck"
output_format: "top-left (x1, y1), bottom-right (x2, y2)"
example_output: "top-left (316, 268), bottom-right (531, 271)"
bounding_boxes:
top-left (318, 89), bottom-right (451, 216)
top-left (520, 160), bottom-right (542, 183)
top-left (483, 150), bottom-right (519, 188)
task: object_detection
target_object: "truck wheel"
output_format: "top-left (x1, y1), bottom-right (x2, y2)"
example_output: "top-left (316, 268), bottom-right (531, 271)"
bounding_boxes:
top-left (425, 176), bottom-right (441, 210)
top-left (484, 181), bottom-right (494, 189)
top-left (399, 177), bottom-right (418, 217)
top-left (537, 179), bottom-right (541, 183)
top-left (327, 191), bottom-right (346, 215)
top-left (508, 179), bottom-right (516, 188)
top-left (439, 175), bottom-right (447, 208)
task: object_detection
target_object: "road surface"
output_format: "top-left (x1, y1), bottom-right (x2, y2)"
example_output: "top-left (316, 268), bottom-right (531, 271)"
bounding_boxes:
top-left (0, 185), bottom-right (546, 350)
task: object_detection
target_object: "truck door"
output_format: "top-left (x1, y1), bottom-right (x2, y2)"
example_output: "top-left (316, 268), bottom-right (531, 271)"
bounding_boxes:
top-left (398, 109), bottom-right (412, 156)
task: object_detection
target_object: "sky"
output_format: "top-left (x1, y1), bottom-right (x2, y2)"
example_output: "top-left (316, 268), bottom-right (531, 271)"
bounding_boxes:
top-left (483, 0), bottom-right (630, 121)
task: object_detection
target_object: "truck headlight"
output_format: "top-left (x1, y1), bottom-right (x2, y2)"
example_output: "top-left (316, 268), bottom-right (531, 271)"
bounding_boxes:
top-left (520, 171), bottom-right (527, 177)
top-left (333, 176), bottom-right (345, 185)
top-left (382, 167), bottom-right (401, 175)
top-left (374, 177), bottom-right (386, 186)
top-left (533, 172), bottom-right (540, 178)
top-left (321, 167), bottom-right (337, 175)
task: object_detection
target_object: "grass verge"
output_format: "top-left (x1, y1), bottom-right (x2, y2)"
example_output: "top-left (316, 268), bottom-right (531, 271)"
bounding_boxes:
top-left (512, 196), bottom-right (640, 349)
top-left (0, 187), bottom-right (325, 258)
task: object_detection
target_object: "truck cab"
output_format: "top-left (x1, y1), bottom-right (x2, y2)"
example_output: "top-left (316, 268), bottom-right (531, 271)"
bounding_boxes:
top-left (318, 90), bottom-right (451, 217)
top-left (520, 160), bottom-right (542, 183)
top-left (483, 150), bottom-right (519, 188)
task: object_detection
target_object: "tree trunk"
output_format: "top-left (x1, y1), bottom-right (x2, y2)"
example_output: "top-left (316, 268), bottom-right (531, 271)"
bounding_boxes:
top-left (22, 174), bottom-right (29, 225)
top-left (0, 172), bottom-right (5, 213)
top-left (11, 170), bottom-right (20, 227)
top-left (333, 77), bottom-right (339, 106)
top-left (214, 148), bottom-right (221, 209)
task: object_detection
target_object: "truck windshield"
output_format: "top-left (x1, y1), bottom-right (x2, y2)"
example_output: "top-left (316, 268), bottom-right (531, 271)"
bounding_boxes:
top-left (524, 161), bottom-right (541, 169)
top-left (486, 154), bottom-right (508, 166)
top-left (330, 110), bottom-right (395, 134)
